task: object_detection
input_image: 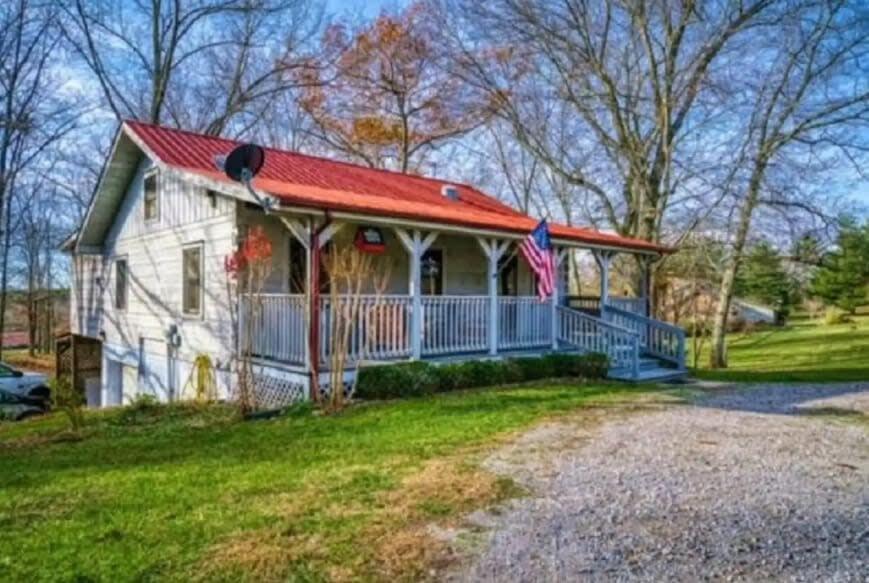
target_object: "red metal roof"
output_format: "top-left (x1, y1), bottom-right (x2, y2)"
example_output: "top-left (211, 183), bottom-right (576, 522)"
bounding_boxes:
top-left (124, 121), bottom-right (669, 254)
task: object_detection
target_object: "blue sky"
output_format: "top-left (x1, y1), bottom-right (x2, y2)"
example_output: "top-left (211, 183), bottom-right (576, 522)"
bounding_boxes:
top-left (327, 0), bottom-right (405, 18)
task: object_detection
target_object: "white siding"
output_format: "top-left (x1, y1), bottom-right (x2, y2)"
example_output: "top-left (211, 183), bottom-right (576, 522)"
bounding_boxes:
top-left (69, 254), bottom-right (105, 338)
top-left (95, 156), bottom-right (238, 403)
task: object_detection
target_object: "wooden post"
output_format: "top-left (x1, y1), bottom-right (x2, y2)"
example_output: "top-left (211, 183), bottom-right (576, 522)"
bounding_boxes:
top-left (395, 229), bottom-right (438, 360)
top-left (593, 250), bottom-right (613, 318)
top-left (307, 218), bottom-right (342, 400)
top-left (639, 255), bottom-right (655, 318)
top-left (71, 335), bottom-right (78, 398)
top-left (551, 248), bottom-right (567, 349)
top-left (476, 238), bottom-right (509, 356)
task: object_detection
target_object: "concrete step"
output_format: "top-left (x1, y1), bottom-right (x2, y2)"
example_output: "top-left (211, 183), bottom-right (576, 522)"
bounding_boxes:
top-left (608, 366), bottom-right (688, 383)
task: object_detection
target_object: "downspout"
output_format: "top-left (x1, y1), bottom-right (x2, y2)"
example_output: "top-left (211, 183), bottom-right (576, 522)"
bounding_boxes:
top-left (308, 211), bottom-right (332, 401)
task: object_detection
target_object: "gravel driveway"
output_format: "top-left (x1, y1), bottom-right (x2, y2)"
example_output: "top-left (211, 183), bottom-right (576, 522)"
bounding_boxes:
top-left (452, 383), bottom-right (869, 582)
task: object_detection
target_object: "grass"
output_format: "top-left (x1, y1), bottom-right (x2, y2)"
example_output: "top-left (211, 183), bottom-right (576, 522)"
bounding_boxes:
top-left (0, 381), bottom-right (671, 582)
top-left (2, 348), bottom-right (55, 375)
top-left (691, 312), bottom-right (869, 383)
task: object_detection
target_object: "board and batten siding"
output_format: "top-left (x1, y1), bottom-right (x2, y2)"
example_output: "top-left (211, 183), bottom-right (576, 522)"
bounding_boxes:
top-left (98, 156), bottom-right (238, 404)
top-left (69, 254), bottom-right (106, 338)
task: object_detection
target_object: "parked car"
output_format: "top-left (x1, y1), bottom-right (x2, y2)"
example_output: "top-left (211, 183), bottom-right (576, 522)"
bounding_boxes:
top-left (0, 362), bottom-right (50, 408)
top-left (0, 389), bottom-right (45, 421)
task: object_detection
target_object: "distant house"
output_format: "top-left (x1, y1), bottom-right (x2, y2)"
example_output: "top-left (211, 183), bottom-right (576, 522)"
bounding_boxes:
top-left (64, 121), bottom-right (686, 408)
top-left (731, 299), bottom-right (777, 325)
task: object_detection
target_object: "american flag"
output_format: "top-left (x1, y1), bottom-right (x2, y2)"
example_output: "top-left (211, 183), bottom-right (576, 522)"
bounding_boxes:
top-left (519, 220), bottom-right (556, 300)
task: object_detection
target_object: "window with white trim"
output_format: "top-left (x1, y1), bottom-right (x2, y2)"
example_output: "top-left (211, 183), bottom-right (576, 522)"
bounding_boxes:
top-left (182, 244), bottom-right (203, 316)
top-left (143, 170), bottom-right (159, 221)
top-left (115, 258), bottom-right (128, 310)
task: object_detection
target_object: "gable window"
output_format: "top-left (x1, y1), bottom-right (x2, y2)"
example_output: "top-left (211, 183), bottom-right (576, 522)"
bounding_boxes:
top-left (183, 244), bottom-right (204, 316)
top-left (143, 170), bottom-right (159, 221)
top-left (421, 249), bottom-right (443, 295)
top-left (115, 258), bottom-right (128, 310)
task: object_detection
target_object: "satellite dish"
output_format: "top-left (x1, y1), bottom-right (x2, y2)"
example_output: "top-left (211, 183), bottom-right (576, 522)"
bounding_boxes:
top-left (218, 143), bottom-right (274, 211)
top-left (223, 143), bottom-right (265, 183)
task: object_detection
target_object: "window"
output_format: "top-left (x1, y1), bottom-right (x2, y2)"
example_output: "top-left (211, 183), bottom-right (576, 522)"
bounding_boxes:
top-left (182, 245), bottom-right (203, 316)
top-left (115, 259), bottom-right (128, 310)
top-left (0, 363), bottom-right (14, 377)
top-left (206, 189), bottom-right (218, 209)
top-left (288, 238), bottom-right (306, 294)
top-left (421, 249), bottom-right (443, 295)
top-left (143, 170), bottom-right (159, 221)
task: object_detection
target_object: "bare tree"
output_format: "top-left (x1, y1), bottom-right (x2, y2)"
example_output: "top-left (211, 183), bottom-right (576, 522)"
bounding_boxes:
top-left (0, 0), bottom-right (79, 356)
top-left (321, 246), bottom-right (390, 413)
top-left (61, 0), bottom-right (323, 134)
top-left (708, 0), bottom-right (869, 368)
top-left (447, 0), bottom-right (777, 245)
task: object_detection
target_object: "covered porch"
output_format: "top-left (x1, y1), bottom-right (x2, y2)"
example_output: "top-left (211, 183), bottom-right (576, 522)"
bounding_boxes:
top-left (236, 206), bottom-right (686, 384)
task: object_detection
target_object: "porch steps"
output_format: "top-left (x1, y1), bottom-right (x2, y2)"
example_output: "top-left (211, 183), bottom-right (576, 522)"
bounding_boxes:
top-left (608, 354), bottom-right (689, 383)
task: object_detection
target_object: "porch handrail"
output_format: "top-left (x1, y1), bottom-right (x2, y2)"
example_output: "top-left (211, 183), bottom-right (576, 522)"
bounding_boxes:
top-left (239, 293), bottom-right (307, 365)
top-left (422, 295), bottom-right (489, 355)
top-left (607, 297), bottom-right (647, 316)
top-left (557, 306), bottom-right (640, 376)
top-left (498, 296), bottom-right (551, 350)
top-left (320, 295), bottom-right (412, 365)
top-left (603, 305), bottom-right (685, 367)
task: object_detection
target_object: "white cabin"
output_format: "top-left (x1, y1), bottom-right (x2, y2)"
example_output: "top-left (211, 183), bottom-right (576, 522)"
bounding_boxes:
top-left (66, 122), bottom-right (686, 408)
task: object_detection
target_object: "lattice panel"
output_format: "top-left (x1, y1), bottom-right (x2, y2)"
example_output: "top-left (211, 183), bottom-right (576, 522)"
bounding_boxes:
top-left (251, 373), bottom-right (307, 410)
top-left (317, 379), bottom-right (355, 401)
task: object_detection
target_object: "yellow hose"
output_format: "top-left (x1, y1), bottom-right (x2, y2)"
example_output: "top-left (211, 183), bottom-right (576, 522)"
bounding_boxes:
top-left (183, 354), bottom-right (216, 403)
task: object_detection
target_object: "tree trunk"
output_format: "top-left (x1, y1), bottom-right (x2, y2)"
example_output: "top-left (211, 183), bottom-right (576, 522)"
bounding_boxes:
top-left (709, 166), bottom-right (765, 368)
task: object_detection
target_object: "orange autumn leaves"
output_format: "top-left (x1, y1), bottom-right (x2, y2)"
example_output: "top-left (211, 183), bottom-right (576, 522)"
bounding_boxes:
top-left (296, 1), bottom-right (492, 173)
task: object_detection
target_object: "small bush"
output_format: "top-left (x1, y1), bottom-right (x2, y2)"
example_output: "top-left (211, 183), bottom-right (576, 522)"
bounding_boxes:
top-left (356, 352), bottom-right (609, 400)
top-left (50, 375), bottom-right (85, 434)
top-left (510, 357), bottom-right (555, 381)
top-left (431, 363), bottom-right (468, 393)
top-left (356, 361), bottom-right (439, 400)
top-left (824, 306), bottom-right (852, 325)
top-left (113, 394), bottom-right (162, 426)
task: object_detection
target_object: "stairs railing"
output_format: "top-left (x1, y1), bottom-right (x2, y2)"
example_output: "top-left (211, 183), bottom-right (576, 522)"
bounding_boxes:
top-left (557, 306), bottom-right (640, 377)
top-left (603, 305), bottom-right (686, 368)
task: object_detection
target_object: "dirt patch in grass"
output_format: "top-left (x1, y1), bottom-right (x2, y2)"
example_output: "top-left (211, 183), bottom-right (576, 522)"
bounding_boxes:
top-left (202, 458), bottom-right (517, 582)
top-left (201, 528), bottom-right (328, 582)
top-left (368, 458), bottom-right (514, 580)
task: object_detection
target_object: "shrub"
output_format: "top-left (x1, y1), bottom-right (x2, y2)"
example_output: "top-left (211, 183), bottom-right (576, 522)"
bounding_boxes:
top-left (356, 352), bottom-right (609, 400)
top-left (580, 353), bottom-right (609, 378)
top-left (510, 357), bottom-right (555, 381)
top-left (50, 375), bottom-right (85, 434)
top-left (824, 306), bottom-right (852, 325)
top-left (356, 361), bottom-right (439, 400)
top-left (431, 363), bottom-right (468, 393)
top-left (113, 394), bottom-right (162, 426)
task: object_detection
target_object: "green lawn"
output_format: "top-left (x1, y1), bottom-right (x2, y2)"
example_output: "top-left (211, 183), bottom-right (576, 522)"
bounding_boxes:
top-left (692, 313), bottom-right (869, 382)
top-left (0, 382), bottom-right (668, 582)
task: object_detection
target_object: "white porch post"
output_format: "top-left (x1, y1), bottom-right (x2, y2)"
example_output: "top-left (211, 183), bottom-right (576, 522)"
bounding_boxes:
top-left (593, 250), bottom-right (613, 318)
top-left (551, 248), bottom-right (567, 349)
top-left (477, 238), bottom-right (509, 356)
top-left (275, 215), bottom-right (315, 369)
top-left (639, 255), bottom-right (654, 317)
top-left (396, 229), bottom-right (438, 360)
